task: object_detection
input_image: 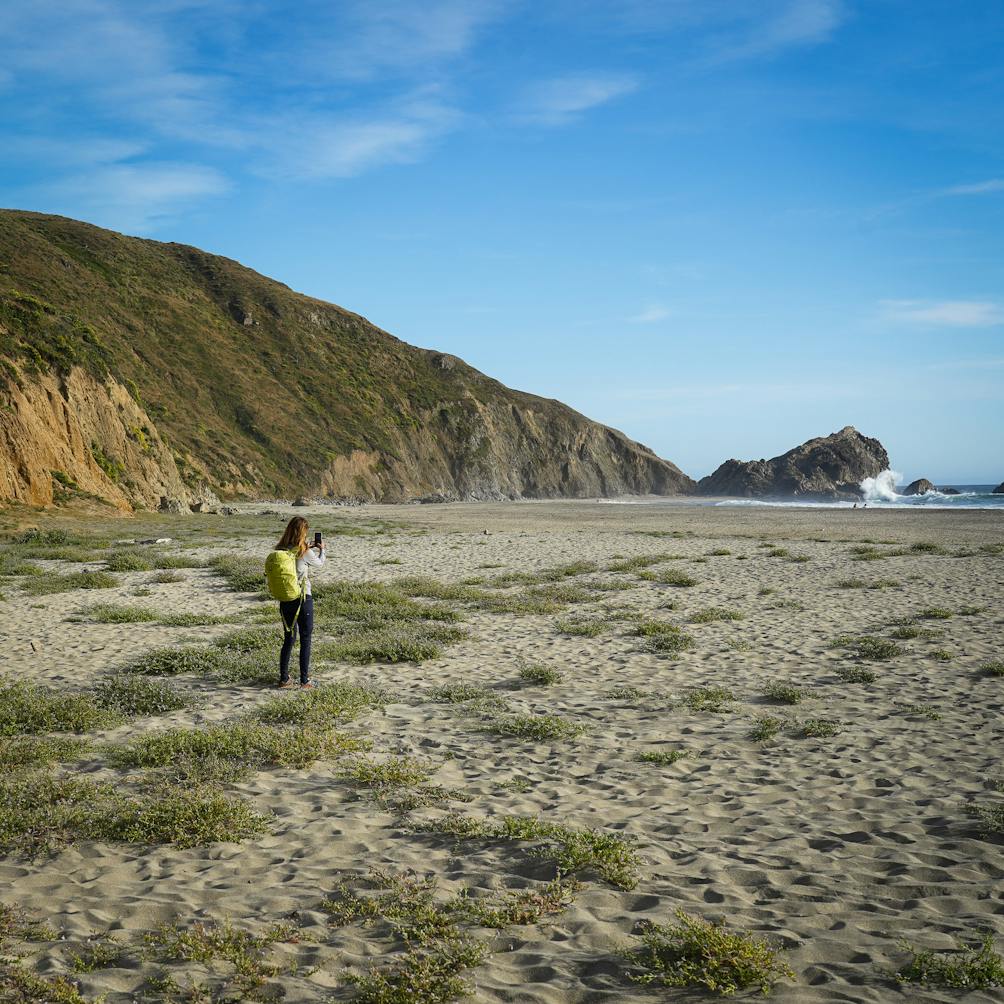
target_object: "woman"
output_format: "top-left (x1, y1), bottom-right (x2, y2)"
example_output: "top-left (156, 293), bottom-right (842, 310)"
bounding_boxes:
top-left (274, 516), bottom-right (325, 689)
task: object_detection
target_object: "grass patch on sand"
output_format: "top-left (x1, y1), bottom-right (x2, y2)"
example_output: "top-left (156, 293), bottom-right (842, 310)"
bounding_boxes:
top-left (748, 716), bottom-right (786, 742)
top-left (761, 682), bottom-right (807, 705)
top-left (917, 606), bottom-right (954, 620)
top-left (84, 603), bottom-right (236, 627)
top-left (487, 561), bottom-right (598, 587)
top-left (484, 713), bottom-right (584, 742)
top-left (417, 814), bottom-right (640, 889)
top-left (607, 554), bottom-right (672, 572)
top-left (622, 909), bottom-right (794, 997)
top-left (145, 918), bottom-right (299, 998)
top-left (322, 872), bottom-right (491, 1004)
top-left (965, 801), bottom-right (1004, 836)
top-left (21, 571), bottom-right (118, 596)
top-left (151, 570), bottom-right (186, 583)
top-left (633, 620), bottom-right (695, 658)
top-left (638, 568), bottom-right (698, 587)
top-left (465, 876), bottom-right (580, 929)
top-left (104, 550), bottom-right (154, 572)
top-left (799, 718), bottom-right (841, 738)
top-left (909, 541), bottom-right (948, 555)
top-left (518, 662), bottom-right (562, 685)
top-left (890, 624), bottom-right (944, 640)
top-left (0, 736), bottom-right (89, 769)
top-left (606, 685), bottom-right (651, 702)
top-left (397, 571), bottom-right (590, 616)
top-left (316, 580), bottom-right (462, 627)
top-left (554, 616), bottom-right (605, 637)
top-left (690, 606), bottom-right (744, 624)
top-left (0, 774), bottom-right (269, 854)
top-left (70, 935), bottom-right (123, 973)
top-left (895, 933), bottom-right (1004, 990)
top-left (831, 635), bottom-right (902, 660)
top-left (429, 683), bottom-right (496, 704)
top-left (635, 748), bottom-right (690, 766)
top-left (109, 720), bottom-right (365, 783)
top-left (210, 555), bottom-right (263, 593)
top-left (836, 665), bottom-right (876, 684)
top-left (92, 676), bottom-right (190, 716)
top-left (316, 622), bottom-right (467, 666)
top-left (341, 756), bottom-right (432, 790)
top-left (0, 681), bottom-right (119, 735)
top-left (124, 644), bottom-right (227, 677)
top-left (981, 660), bottom-right (1004, 678)
top-left (896, 703), bottom-right (942, 720)
top-left (684, 687), bottom-right (735, 713)
top-left (86, 602), bottom-right (157, 622)
top-left (0, 963), bottom-right (93, 1004)
top-left (253, 682), bottom-right (386, 725)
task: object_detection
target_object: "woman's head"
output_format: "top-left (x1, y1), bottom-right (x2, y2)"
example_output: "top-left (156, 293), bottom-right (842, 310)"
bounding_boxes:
top-left (277, 516), bottom-right (309, 556)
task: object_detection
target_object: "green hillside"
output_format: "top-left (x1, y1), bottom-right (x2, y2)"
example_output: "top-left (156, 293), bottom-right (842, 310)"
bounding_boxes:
top-left (0, 209), bottom-right (693, 506)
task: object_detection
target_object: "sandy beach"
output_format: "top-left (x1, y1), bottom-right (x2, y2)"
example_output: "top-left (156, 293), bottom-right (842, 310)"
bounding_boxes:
top-left (1, 499), bottom-right (1001, 1002)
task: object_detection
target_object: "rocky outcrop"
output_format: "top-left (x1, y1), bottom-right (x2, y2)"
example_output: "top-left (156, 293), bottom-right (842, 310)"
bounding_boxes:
top-left (0, 209), bottom-right (694, 508)
top-left (941, 487), bottom-right (961, 495)
top-left (994, 482), bottom-right (1004, 494)
top-left (697, 426), bottom-right (889, 500)
top-left (903, 478), bottom-right (935, 496)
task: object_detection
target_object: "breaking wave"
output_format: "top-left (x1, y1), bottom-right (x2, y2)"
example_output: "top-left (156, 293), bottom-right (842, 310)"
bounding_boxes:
top-left (861, 469), bottom-right (903, 502)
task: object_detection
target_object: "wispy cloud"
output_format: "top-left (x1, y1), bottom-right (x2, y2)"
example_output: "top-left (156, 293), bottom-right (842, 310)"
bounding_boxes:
top-left (879, 299), bottom-right (1004, 328)
top-left (516, 73), bottom-right (639, 126)
top-left (587, 0), bottom-right (846, 62)
top-left (942, 179), bottom-right (1004, 197)
top-left (35, 161), bottom-right (229, 234)
top-left (283, 102), bottom-right (461, 180)
top-left (628, 304), bottom-right (671, 324)
top-left (302, 0), bottom-right (509, 82)
top-left (729, 0), bottom-right (845, 59)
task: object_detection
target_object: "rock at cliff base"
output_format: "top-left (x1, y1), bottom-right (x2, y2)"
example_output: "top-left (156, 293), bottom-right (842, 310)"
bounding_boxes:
top-left (903, 479), bottom-right (935, 496)
top-left (159, 496), bottom-right (190, 514)
top-left (292, 497), bottom-right (309, 507)
top-left (697, 426), bottom-right (889, 500)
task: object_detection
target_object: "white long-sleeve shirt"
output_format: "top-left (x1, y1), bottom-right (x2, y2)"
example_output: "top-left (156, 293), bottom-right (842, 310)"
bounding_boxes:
top-left (296, 546), bottom-right (325, 596)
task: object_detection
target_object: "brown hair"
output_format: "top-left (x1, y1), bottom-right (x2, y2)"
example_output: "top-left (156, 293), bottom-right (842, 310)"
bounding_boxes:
top-left (277, 516), bottom-right (309, 557)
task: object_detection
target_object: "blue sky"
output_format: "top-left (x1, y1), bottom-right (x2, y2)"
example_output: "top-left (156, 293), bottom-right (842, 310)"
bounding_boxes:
top-left (2, 1), bottom-right (1002, 482)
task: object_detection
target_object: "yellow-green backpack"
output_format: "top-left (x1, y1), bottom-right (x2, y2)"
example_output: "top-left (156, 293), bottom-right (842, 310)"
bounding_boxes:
top-left (265, 548), bottom-right (302, 602)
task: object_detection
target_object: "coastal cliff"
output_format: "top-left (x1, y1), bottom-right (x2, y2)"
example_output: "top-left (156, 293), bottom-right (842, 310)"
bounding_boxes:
top-left (697, 426), bottom-right (889, 500)
top-left (0, 209), bottom-right (693, 509)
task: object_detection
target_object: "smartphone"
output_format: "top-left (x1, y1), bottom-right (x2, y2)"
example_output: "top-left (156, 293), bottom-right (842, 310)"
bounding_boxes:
top-left (313, 531), bottom-right (322, 549)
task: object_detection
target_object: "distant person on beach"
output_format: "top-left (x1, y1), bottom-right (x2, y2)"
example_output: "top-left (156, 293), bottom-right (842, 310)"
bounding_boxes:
top-left (271, 516), bottom-right (325, 689)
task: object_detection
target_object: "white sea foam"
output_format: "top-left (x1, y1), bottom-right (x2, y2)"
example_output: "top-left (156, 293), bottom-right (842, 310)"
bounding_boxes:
top-left (860, 469), bottom-right (902, 502)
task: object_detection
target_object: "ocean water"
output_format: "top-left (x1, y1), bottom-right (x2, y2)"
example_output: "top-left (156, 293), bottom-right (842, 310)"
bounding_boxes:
top-left (714, 469), bottom-right (1004, 510)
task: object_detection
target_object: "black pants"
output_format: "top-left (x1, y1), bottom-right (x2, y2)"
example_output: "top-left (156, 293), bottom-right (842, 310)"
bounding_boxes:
top-left (279, 595), bottom-right (313, 684)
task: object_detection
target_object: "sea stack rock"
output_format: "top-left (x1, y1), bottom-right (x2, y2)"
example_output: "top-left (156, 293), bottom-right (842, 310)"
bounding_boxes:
top-left (994, 482), bottom-right (1004, 494)
top-left (941, 487), bottom-right (961, 495)
top-left (697, 426), bottom-right (889, 500)
top-left (903, 478), bottom-right (935, 496)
